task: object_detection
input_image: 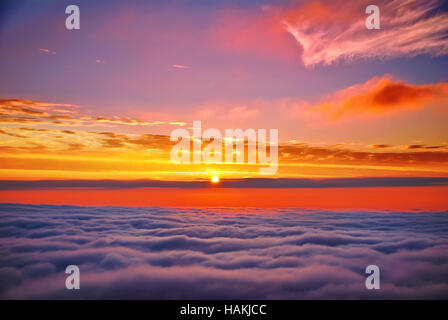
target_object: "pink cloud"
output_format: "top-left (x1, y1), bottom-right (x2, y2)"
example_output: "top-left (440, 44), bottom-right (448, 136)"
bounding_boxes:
top-left (171, 64), bottom-right (189, 69)
top-left (208, 6), bottom-right (299, 61)
top-left (39, 48), bottom-right (56, 55)
top-left (283, 0), bottom-right (448, 66)
top-left (211, 0), bottom-right (448, 67)
top-left (167, 64), bottom-right (190, 72)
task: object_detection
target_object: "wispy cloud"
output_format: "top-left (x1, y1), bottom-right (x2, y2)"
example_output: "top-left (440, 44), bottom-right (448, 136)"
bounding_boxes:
top-left (172, 64), bottom-right (189, 69)
top-left (283, 0), bottom-right (448, 66)
top-left (95, 116), bottom-right (164, 126)
top-left (168, 64), bottom-right (190, 71)
top-left (39, 48), bottom-right (56, 55)
top-left (212, 0), bottom-right (448, 67)
top-left (0, 99), bottom-right (165, 127)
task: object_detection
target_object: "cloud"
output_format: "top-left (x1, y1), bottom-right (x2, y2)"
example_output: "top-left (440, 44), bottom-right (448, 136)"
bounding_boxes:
top-left (211, 0), bottom-right (448, 67)
top-left (370, 144), bottom-right (392, 149)
top-left (307, 76), bottom-right (448, 120)
top-left (278, 142), bottom-right (448, 168)
top-left (169, 122), bottom-right (187, 126)
top-left (0, 128), bottom-right (27, 138)
top-left (405, 144), bottom-right (448, 150)
top-left (0, 204), bottom-right (447, 299)
top-left (209, 5), bottom-right (299, 61)
top-left (39, 48), bottom-right (56, 55)
top-left (95, 116), bottom-right (164, 126)
top-left (1, 177), bottom-right (448, 190)
top-left (0, 99), bottom-right (166, 127)
top-left (1, 122), bottom-right (448, 178)
top-left (227, 106), bottom-right (259, 120)
top-left (283, 0), bottom-right (448, 66)
top-left (0, 99), bottom-right (81, 125)
top-left (169, 64), bottom-right (190, 71)
top-left (92, 131), bottom-right (173, 151)
top-left (1, 96), bottom-right (447, 179)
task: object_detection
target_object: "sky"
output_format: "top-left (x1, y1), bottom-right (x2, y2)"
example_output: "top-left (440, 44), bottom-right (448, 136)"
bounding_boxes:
top-left (1, 1), bottom-right (448, 300)
top-left (0, 0), bottom-right (448, 188)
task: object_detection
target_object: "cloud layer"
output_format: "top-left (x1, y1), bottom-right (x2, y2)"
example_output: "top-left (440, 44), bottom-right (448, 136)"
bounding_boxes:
top-left (0, 204), bottom-right (447, 299)
top-left (1, 97), bottom-right (448, 181)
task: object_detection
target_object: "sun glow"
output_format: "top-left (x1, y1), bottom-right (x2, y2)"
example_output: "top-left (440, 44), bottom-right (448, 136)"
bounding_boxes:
top-left (211, 176), bottom-right (220, 183)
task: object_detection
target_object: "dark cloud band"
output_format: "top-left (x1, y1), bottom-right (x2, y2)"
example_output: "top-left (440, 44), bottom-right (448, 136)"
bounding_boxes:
top-left (1, 177), bottom-right (448, 190)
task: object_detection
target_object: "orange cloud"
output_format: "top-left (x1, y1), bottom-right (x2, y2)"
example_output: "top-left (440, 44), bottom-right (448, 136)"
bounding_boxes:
top-left (310, 76), bottom-right (448, 120)
top-left (0, 99), bottom-right (166, 127)
top-left (2, 96), bottom-right (448, 180)
top-left (95, 116), bottom-right (164, 126)
top-left (1, 121), bottom-right (448, 180)
top-left (0, 128), bottom-right (27, 138)
top-left (370, 144), bottom-right (392, 149)
top-left (279, 142), bottom-right (448, 166)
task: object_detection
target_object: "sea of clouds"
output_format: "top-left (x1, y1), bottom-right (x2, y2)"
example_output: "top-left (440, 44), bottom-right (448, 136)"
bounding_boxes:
top-left (0, 203), bottom-right (447, 299)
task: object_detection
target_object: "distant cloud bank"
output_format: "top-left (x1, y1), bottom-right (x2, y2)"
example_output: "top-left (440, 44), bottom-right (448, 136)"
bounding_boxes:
top-left (1, 177), bottom-right (448, 190)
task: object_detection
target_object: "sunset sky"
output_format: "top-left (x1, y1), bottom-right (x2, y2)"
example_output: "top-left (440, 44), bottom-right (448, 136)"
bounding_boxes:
top-left (1, 0), bottom-right (448, 301)
top-left (0, 0), bottom-right (448, 208)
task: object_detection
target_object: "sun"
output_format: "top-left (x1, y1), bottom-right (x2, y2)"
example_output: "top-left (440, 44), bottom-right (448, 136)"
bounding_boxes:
top-left (211, 175), bottom-right (220, 183)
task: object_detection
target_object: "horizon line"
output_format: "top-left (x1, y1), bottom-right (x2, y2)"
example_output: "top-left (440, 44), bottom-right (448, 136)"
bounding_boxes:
top-left (1, 177), bottom-right (448, 190)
